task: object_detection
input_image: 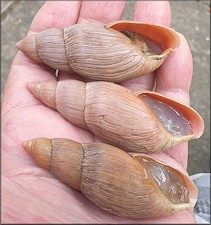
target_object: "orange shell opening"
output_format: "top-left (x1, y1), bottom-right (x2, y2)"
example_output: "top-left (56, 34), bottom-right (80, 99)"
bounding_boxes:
top-left (106, 20), bottom-right (180, 51)
top-left (138, 91), bottom-right (204, 139)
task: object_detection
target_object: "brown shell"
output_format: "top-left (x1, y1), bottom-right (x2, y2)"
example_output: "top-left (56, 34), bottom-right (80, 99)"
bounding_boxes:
top-left (16, 20), bottom-right (180, 82)
top-left (22, 137), bottom-right (198, 219)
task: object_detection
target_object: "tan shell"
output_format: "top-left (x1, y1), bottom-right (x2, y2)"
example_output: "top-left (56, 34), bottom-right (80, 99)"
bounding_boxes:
top-left (22, 137), bottom-right (198, 219)
top-left (27, 80), bottom-right (204, 153)
top-left (16, 20), bottom-right (180, 82)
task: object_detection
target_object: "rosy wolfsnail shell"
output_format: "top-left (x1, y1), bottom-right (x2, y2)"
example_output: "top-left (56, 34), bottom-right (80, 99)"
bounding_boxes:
top-left (22, 137), bottom-right (198, 219)
top-left (27, 80), bottom-right (204, 153)
top-left (16, 20), bottom-right (180, 82)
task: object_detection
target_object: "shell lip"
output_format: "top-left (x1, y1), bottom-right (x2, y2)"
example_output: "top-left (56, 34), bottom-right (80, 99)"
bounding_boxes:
top-left (130, 153), bottom-right (198, 209)
top-left (106, 20), bottom-right (180, 51)
top-left (134, 90), bottom-right (204, 139)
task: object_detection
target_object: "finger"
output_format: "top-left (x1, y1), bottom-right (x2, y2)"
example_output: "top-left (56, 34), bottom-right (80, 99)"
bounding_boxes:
top-left (155, 33), bottom-right (193, 169)
top-left (121, 1), bottom-right (171, 91)
top-left (133, 1), bottom-right (171, 26)
top-left (155, 33), bottom-right (193, 106)
top-left (77, 1), bottom-right (126, 24)
top-left (30, 1), bottom-right (82, 32)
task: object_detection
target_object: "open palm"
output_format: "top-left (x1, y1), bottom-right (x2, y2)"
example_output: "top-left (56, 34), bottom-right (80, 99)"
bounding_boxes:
top-left (2, 1), bottom-right (196, 223)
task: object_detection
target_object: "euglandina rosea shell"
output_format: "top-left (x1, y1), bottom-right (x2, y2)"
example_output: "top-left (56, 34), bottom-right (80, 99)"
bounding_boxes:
top-left (22, 137), bottom-right (198, 219)
top-left (27, 80), bottom-right (204, 153)
top-left (16, 20), bottom-right (180, 82)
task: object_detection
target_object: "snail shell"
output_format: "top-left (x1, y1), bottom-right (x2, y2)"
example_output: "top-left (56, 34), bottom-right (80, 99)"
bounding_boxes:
top-left (22, 137), bottom-right (198, 219)
top-left (16, 20), bottom-right (180, 82)
top-left (27, 80), bottom-right (204, 153)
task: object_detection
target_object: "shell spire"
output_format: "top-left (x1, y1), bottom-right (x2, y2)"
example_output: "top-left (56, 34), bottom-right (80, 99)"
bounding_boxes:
top-left (22, 138), bottom-right (52, 170)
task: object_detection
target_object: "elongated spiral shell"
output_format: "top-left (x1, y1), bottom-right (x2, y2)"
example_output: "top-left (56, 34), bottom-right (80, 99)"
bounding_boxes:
top-left (16, 21), bottom-right (180, 82)
top-left (22, 137), bottom-right (198, 219)
top-left (27, 80), bottom-right (204, 153)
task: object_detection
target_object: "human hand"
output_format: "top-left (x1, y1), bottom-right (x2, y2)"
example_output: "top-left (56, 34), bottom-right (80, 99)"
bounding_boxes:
top-left (2, 1), bottom-right (195, 223)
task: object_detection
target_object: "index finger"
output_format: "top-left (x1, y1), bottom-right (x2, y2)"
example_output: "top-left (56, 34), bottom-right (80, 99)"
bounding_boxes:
top-left (155, 33), bottom-right (193, 106)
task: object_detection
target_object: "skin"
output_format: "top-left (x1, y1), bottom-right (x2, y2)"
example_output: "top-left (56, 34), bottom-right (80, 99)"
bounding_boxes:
top-left (2, 1), bottom-right (196, 223)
